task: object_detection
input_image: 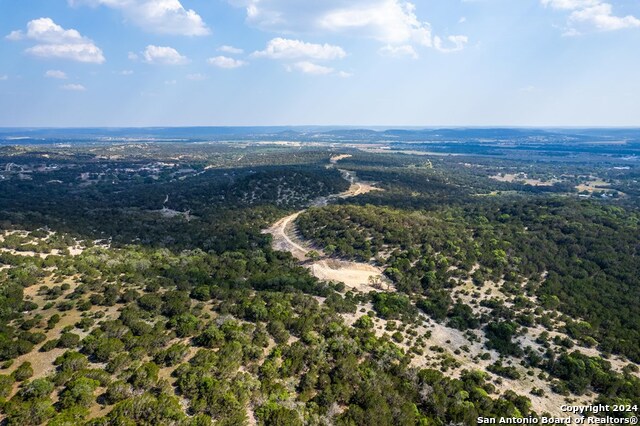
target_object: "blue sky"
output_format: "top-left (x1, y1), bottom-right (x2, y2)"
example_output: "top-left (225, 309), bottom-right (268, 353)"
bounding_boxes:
top-left (1, 0), bottom-right (640, 127)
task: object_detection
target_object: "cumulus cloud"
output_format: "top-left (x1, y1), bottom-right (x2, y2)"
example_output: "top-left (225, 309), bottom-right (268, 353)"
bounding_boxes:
top-left (6, 18), bottom-right (105, 63)
top-left (433, 35), bottom-right (468, 52)
top-left (253, 38), bottom-right (346, 60)
top-left (541, 0), bottom-right (640, 34)
top-left (218, 45), bottom-right (244, 54)
top-left (61, 83), bottom-right (86, 91)
top-left (142, 45), bottom-right (188, 65)
top-left (208, 56), bottom-right (247, 68)
top-left (286, 61), bottom-right (334, 75)
top-left (230, 0), bottom-right (466, 53)
top-left (317, 0), bottom-right (433, 46)
top-left (45, 70), bottom-right (67, 79)
top-left (285, 61), bottom-right (351, 77)
top-left (69, 0), bottom-right (209, 36)
top-left (379, 44), bottom-right (418, 58)
top-left (541, 0), bottom-right (599, 10)
top-left (252, 38), bottom-right (349, 76)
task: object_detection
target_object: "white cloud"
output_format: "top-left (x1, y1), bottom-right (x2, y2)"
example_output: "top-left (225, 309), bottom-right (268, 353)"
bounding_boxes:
top-left (6, 31), bottom-right (23, 41)
top-left (0, 75), bottom-right (8, 81)
top-left (379, 44), bottom-right (418, 58)
top-left (164, 79), bottom-right (177, 85)
top-left (208, 56), bottom-right (247, 68)
top-left (26, 44), bottom-right (105, 63)
top-left (541, 0), bottom-right (599, 10)
top-left (7, 18), bottom-right (105, 63)
top-left (117, 69), bottom-right (134, 75)
top-left (218, 45), bottom-right (244, 54)
top-left (69, 0), bottom-right (209, 36)
top-left (317, 0), bottom-right (432, 46)
top-left (45, 69), bottom-right (67, 79)
top-left (541, 0), bottom-right (640, 34)
top-left (287, 61), bottom-right (334, 75)
top-left (230, 0), bottom-right (467, 53)
top-left (433, 35), bottom-right (468, 52)
top-left (61, 83), bottom-right (86, 91)
top-left (252, 37), bottom-right (350, 76)
top-left (142, 45), bottom-right (188, 65)
top-left (253, 38), bottom-right (346, 60)
top-left (570, 4), bottom-right (640, 31)
top-left (285, 61), bottom-right (352, 77)
top-left (186, 73), bottom-right (207, 80)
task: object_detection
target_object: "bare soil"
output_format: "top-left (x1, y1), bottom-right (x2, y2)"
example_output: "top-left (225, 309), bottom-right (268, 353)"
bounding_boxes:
top-left (263, 155), bottom-right (385, 290)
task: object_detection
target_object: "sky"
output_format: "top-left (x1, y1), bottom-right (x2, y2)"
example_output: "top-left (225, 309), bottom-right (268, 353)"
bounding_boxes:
top-left (1, 0), bottom-right (640, 127)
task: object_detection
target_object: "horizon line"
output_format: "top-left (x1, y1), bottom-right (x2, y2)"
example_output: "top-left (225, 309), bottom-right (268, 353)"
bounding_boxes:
top-left (2, 125), bottom-right (640, 130)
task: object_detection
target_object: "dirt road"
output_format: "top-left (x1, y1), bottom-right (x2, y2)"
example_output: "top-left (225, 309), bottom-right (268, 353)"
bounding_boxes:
top-left (263, 155), bottom-right (387, 291)
top-left (267, 212), bottom-right (307, 260)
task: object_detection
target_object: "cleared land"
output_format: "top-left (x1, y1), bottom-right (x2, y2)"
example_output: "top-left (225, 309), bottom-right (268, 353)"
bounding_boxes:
top-left (264, 155), bottom-right (385, 292)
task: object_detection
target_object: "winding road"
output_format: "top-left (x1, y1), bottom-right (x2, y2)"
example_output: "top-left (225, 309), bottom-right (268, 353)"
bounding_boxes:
top-left (263, 155), bottom-right (389, 292)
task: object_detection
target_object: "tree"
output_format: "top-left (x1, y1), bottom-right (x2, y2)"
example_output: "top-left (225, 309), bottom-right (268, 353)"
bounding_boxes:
top-left (368, 275), bottom-right (383, 290)
top-left (105, 380), bottom-right (131, 405)
top-left (13, 361), bottom-right (34, 381)
top-left (255, 401), bottom-right (302, 426)
top-left (59, 377), bottom-right (99, 409)
top-left (19, 378), bottom-right (54, 401)
top-left (354, 315), bottom-right (374, 330)
top-left (129, 362), bottom-right (159, 390)
top-left (306, 250), bottom-right (321, 261)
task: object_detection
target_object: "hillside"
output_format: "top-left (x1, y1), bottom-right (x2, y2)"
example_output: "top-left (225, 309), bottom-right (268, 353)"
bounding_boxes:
top-left (0, 141), bottom-right (639, 425)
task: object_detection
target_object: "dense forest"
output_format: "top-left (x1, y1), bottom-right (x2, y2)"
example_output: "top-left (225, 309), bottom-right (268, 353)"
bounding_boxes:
top-left (0, 141), bottom-right (638, 424)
